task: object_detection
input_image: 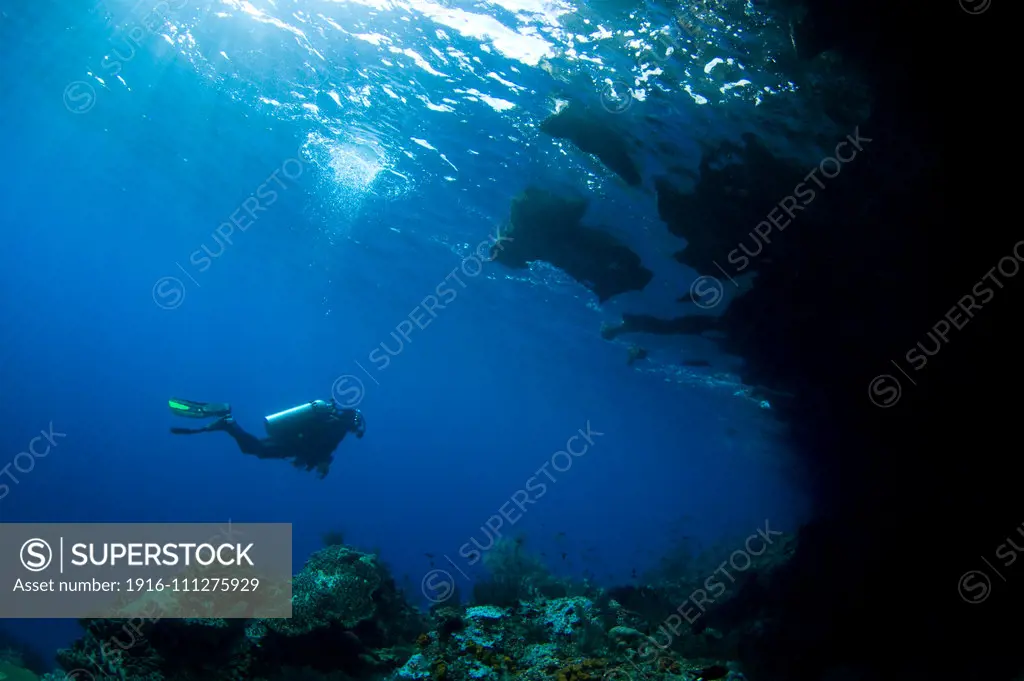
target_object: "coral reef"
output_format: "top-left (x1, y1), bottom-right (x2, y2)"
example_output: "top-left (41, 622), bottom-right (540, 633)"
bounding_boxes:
top-left (43, 545), bottom-right (425, 681)
top-left (269, 545), bottom-right (384, 635)
top-left (401, 591), bottom-right (744, 681)
top-left (38, 533), bottom-right (788, 681)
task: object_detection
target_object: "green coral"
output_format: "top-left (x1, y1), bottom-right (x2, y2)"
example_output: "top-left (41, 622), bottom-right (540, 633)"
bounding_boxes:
top-left (44, 546), bottom-right (423, 680)
top-left (265, 545), bottom-right (383, 636)
top-left (53, 619), bottom-right (162, 680)
top-left (52, 616), bottom-right (250, 681)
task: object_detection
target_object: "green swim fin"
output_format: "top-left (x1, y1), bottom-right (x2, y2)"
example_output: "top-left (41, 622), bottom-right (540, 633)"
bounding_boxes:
top-left (168, 398), bottom-right (231, 419)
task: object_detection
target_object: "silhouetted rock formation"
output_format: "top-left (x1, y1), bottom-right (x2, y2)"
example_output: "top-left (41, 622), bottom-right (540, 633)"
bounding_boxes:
top-left (491, 187), bottom-right (653, 302)
top-left (539, 104), bottom-right (642, 186)
top-left (654, 134), bottom-right (829, 278)
top-left (617, 2), bottom-right (1017, 681)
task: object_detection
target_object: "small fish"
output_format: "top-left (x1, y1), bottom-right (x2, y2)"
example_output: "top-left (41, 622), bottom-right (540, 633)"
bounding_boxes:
top-left (561, 552), bottom-right (567, 561)
top-left (424, 553), bottom-right (434, 558)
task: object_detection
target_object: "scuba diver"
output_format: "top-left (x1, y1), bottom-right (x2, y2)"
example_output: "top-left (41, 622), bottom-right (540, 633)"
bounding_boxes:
top-left (167, 398), bottom-right (365, 479)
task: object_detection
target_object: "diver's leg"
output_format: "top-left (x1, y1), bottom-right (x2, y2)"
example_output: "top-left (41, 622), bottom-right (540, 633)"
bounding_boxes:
top-left (215, 418), bottom-right (287, 459)
top-left (170, 425), bottom-right (211, 435)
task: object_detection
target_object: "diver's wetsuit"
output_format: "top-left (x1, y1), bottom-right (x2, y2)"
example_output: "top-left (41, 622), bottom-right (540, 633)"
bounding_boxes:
top-left (172, 407), bottom-right (361, 478)
top-left (219, 417), bottom-right (348, 464)
top-left (218, 419), bottom-right (288, 458)
top-left (227, 415), bottom-right (353, 477)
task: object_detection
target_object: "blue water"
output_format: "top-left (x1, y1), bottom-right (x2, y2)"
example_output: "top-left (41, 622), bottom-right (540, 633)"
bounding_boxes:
top-left (0, 0), bottom-right (809, 666)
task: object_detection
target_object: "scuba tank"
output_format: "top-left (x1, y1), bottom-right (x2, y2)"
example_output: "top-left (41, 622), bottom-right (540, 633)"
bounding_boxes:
top-left (264, 400), bottom-right (333, 439)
